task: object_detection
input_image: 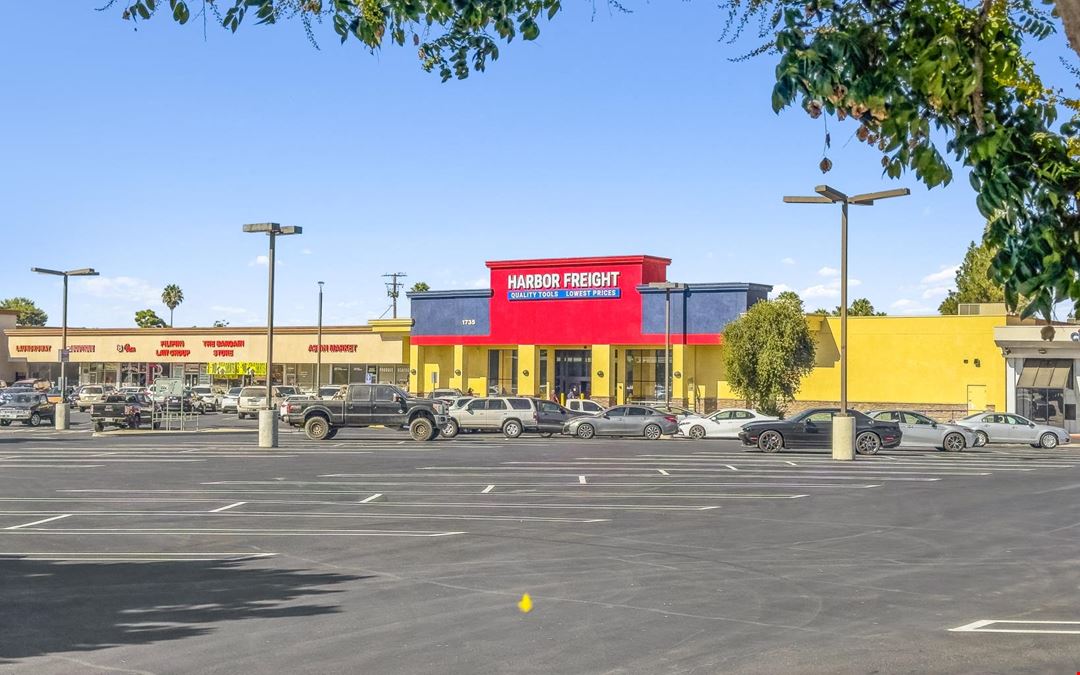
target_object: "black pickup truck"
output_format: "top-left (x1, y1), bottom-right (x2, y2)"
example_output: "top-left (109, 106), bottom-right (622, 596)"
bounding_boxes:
top-left (91, 394), bottom-right (160, 432)
top-left (282, 383), bottom-right (449, 441)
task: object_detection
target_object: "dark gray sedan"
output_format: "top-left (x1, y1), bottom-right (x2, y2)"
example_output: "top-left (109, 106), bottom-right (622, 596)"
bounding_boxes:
top-left (562, 405), bottom-right (679, 440)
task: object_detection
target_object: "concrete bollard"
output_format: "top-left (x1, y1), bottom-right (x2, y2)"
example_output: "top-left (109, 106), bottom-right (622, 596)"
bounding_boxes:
top-left (258, 409), bottom-right (279, 448)
top-left (832, 414), bottom-right (855, 461)
top-left (54, 404), bottom-right (70, 431)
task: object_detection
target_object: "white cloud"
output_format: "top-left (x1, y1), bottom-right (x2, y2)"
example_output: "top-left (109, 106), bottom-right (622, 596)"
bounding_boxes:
top-left (301, 248), bottom-right (313, 255)
top-left (817, 266), bottom-right (839, 278)
top-left (800, 277), bottom-right (860, 300)
top-left (781, 257), bottom-right (796, 266)
top-left (249, 255), bottom-right (269, 267)
top-left (921, 286), bottom-right (951, 300)
top-left (210, 305), bottom-right (253, 315)
top-left (74, 276), bottom-right (159, 304)
top-left (802, 284), bottom-right (839, 299)
top-left (921, 265), bottom-right (958, 285)
top-left (890, 298), bottom-right (933, 314)
top-left (769, 283), bottom-right (794, 297)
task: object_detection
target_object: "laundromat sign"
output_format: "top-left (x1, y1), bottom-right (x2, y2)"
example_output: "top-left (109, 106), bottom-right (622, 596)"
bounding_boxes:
top-left (507, 270), bottom-right (622, 301)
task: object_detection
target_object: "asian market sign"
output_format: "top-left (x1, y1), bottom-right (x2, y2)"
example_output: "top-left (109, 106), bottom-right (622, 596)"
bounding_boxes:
top-left (506, 271), bottom-right (622, 301)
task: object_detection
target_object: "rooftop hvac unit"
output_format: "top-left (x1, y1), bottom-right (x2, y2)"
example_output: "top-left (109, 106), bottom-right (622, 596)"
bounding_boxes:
top-left (958, 303), bottom-right (1007, 315)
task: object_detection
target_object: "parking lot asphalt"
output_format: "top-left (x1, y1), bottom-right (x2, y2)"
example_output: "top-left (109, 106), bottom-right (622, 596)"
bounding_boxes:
top-left (2, 421), bottom-right (1080, 674)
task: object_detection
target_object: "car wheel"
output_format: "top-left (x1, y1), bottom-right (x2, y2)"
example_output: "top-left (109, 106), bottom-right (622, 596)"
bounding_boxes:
top-left (29, 413), bottom-right (41, 427)
top-left (757, 430), bottom-right (783, 453)
top-left (577, 423), bottom-right (595, 440)
top-left (304, 416), bottom-right (330, 441)
top-left (643, 423), bottom-right (662, 441)
top-left (503, 419), bottom-right (523, 439)
top-left (0, 420), bottom-right (8, 427)
top-left (942, 432), bottom-right (966, 452)
top-left (540, 432), bottom-right (554, 438)
top-left (974, 430), bottom-right (989, 447)
top-left (855, 432), bottom-right (882, 455)
top-left (1039, 432), bottom-right (1059, 449)
top-left (324, 428), bottom-right (339, 440)
top-left (442, 419), bottom-right (459, 439)
top-left (688, 425), bottom-right (706, 440)
top-left (409, 417), bottom-right (434, 442)
top-left (94, 422), bottom-right (104, 432)
top-left (133, 414), bottom-right (142, 428)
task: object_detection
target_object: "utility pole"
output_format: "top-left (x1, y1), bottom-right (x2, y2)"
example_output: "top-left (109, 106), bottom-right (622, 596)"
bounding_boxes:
top-left (383, 272), bottom-right (407, 319)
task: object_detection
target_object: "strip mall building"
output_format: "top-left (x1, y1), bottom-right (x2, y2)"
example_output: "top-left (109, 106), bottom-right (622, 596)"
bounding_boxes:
top-left (2, 254), bottom-right (1078, 432)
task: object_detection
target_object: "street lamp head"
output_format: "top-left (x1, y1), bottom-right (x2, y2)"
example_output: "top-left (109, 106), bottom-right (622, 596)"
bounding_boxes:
top-left (243, 222), bottom-right (280, 234)
top-left (848, 187), bottom-right (911, 205)
top-left (32, 267), bottom-right (99, 277)
top-left (814, 185), bottom-right (849, 203)
top-left (318, 280), bottom-right (324, 287)
top-left (647, 281), bottom-right (686, 291)
top-left (279, 225), bottom-right (302, 236)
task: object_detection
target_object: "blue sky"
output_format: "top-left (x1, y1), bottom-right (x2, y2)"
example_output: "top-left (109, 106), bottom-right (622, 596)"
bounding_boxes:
top-left (0, 4), bottom-right (1074, 327)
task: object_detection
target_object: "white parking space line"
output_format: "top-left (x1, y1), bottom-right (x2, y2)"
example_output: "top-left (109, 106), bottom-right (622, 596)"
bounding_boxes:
top-left (0, 551), bottom-right (277, 562)
top-left (726, 465), bottom-right (739, 471)
top-left (657, 469), bottom-right (669, 476)
top-left (410, 469), bottom-right (950, 480)
top-left (949, 619), bottom-right (1080, 634)
top-left (0, 510), bottom-right (608, 523)
top-left (579, 475), bottom-right (587, 484)
top-left (5, 514), bottom-right (72, 530)
top-left (360, 493), bottom-right (384, 503)
top-left (209, 501), bottom-right (246, 513)
top-left (482, 485), bottom-right (495, 494)
top-left (0, 465), bottom-right (104, 469)
top-left (0, 527), bottom-right (467, 537)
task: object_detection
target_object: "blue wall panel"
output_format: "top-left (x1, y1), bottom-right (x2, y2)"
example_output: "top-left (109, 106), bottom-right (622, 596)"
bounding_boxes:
top-left (409, 291), bottom-right (491, 337)
top-left (640, 283), bottom-right (771, 336)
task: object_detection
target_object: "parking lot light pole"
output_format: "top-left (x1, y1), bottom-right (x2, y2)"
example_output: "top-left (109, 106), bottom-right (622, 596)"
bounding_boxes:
top-left (31, 267), bottom-right (98, 430)
top-left (647, 281), bottom-right (686, 408)
top-left (315, 281), bottom-right (324, 393)
top-left (783, 186), bottom-right (909, 460)
top-left (243, 223), bottom-right (303, 448)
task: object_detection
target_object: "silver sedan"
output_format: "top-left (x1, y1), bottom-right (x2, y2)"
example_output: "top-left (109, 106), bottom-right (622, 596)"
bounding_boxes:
top-left (562, 404), bottom-right (679, 440)
top-left (956, 412), bottom-right (1072, 448)
top-left (867, 410), bottom-right (978, 451)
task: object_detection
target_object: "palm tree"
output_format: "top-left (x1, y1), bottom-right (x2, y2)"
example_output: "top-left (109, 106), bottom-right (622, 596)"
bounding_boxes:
top-left (161, 284), bottom-right (184, 327)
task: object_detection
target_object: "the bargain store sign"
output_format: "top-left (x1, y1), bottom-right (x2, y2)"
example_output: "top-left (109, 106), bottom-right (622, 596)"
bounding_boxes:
top-left (506, 270), bottom-right (622, 301)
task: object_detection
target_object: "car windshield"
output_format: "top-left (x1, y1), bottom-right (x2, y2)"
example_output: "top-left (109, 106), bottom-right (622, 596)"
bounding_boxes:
top-left (240, 388), bottom-right (263, 397)
top-left (228, 388), bottom-right (242, 396)
top-left (6, 395), bottom-right (34, 405)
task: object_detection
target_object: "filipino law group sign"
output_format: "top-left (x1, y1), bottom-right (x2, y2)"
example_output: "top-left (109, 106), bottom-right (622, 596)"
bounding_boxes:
top-left (506, 271), bottom-right (622, 301)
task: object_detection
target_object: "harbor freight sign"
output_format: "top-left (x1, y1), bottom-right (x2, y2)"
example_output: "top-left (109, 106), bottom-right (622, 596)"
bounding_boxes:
top-left (507, 270), bottom-right (621, 301)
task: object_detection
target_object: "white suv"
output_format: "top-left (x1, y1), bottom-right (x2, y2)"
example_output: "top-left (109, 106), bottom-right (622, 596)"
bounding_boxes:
top-left (238, 386), bottom-right (290, 419)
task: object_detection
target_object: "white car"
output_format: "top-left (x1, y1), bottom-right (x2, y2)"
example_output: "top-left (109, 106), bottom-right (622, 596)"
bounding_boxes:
top-left (190, 386), bottom-right (220, 412)
top-left (956, 412), bottom-right (1072, 449)
top-left (679, 408), bottom-right (779, 439)
top-left (565, 399), bottom-right (605, 416)
top-left (220, 387), bottom-right (242, 413)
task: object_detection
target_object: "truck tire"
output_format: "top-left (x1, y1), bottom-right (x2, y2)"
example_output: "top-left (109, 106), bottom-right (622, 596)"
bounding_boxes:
top-left (0, 420), bottom-right (9, 427)
top-left (442, 419), bottom-right (460, 439)
top-left (94, 421), bottom-right (104, 432)
top-left (324, 428), bottom-right (339, 440)
top-left (409, 417), bottom-right (435, 441)
top-left (29, 413), bottom-right (41, 427)
top-left (304, 416), bottom-right (331, 441)
top-left (502, 419), bottom-right (523, 439)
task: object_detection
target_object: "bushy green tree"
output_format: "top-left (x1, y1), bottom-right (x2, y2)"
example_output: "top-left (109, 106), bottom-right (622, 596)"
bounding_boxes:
top-left (722, 298), bottom-right (816, 416)
top-left (0, 297), bottom-right (48, 326)
top-left (831, 298), bottom-right (886, 316)
top-left (938, 241), bottom-right (1007, 314)
top-left (135, 309), bottom-right (167, 328)
top-left (409, 281), bottom-right (431, 293)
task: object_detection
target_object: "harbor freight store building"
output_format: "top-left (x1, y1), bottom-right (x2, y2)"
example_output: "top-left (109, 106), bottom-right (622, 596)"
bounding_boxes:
top-left (1, 320), bottom-right (411, 391)
top-left (407, 255), bottom-right (767, 408)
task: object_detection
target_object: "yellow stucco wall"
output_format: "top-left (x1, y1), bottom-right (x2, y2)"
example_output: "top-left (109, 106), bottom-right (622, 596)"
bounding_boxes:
top-left (792, 314), bottom-right (1007, 408)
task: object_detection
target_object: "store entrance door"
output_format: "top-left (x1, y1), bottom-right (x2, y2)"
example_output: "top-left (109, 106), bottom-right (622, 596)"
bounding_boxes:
top-left (554, 350), bottom-right (591, 401)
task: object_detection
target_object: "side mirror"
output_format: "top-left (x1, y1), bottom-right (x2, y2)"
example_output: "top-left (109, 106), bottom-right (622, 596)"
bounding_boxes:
top-left (1030, 423), bottom-right (1036, 428)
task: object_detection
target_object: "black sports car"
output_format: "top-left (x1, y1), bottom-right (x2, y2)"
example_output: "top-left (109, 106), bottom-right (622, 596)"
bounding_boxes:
top-left (738, 408), bottom-right (902, 454)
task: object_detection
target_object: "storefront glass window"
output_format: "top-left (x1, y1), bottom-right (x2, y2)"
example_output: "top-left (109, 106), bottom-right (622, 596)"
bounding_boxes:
top-left (331, 365), bottom-right (349, 385)
top-left (625, 350), bottom-right (664, 402)
top-left (296, 364), bottom-right (314, 390)
top-left (1017, 358), bottom-right (1075, 427)
top-left (487, 350), bottom-right (517, 395)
